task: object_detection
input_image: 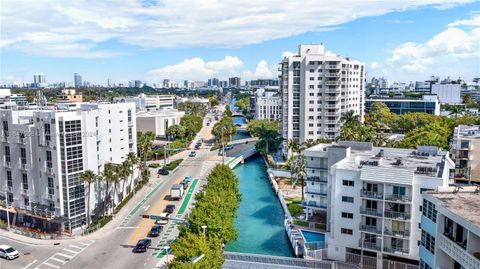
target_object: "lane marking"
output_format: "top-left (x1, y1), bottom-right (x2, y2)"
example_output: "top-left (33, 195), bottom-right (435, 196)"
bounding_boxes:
top-left (68, 244), bottom-right (83, 251)
top-left (22, 259), bottom-right (37, 269)
top-left (62, 249), bottom-right (78, 255)
top-left (42, 262), bottom-right (60, 268)
top-left (143, 205), bottom-right (150, 211)
top-left (55, 252), bottom-right (74, 259)
top-left (49, 257), bottom-right (67, 264)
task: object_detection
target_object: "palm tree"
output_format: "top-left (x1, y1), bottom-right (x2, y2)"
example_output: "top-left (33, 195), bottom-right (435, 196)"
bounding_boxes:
top-left (126, 152), bottom-right (139, 190)
top-left (449, 106), bottom-right (463, 119)
top-left (283, 154), bottom-right (307, 200)
top-left (118, 160), bottom-right (132, 200)
top-left (286, 138), bottom-right (300, 156)
top-left (80, 170), bottom-right (97, 225)
top-left (341, 110), bottom-right (360, 126)
top-left (300, 139), bottom-right (317, 151)
top-left (102, 163), bottom-right (117, 215)
top-left (137, 131), bottom-right (155, 173)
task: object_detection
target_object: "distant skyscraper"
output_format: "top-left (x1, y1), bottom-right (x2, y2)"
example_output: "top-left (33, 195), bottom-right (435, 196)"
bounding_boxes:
top-left (107, 79), bottom-right (113, 88)
top-left (74, 73), bottom-right (82, 88)
top-left (229, 77), bottom-right (241, 88)
top-left (134, 80), bottom-right (142, 88)
top-left (33, 73), bottom-right (46, 87)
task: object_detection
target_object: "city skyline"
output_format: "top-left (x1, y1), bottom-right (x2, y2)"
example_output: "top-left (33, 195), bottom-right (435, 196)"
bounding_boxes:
top-left (1, 1), bottom-right (479, 85)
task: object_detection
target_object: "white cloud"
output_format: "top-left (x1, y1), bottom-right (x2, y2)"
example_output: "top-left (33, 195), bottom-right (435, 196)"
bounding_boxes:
top-left (282, 51), bottom-right (296, 58)
top-left (148, 56), bottom-right (244, 81)
top-left (370, 15), bottom-right (480, 81)
top-left (243, 60), bottom-right (276, 80)
top-left (447, 15), bottom-right (480, 27)
top-left (0, 0), bottom-right (475, 58)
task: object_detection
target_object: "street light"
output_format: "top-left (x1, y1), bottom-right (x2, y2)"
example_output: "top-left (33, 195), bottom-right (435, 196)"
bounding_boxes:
top-left (360, 233), bottom-right (383, 269)
top-left (4, 191), bottom-right (10, 231)
top-left (192, 253), bottom-right (205, 264)
top-left (201, 225), bottom-right (207, 237)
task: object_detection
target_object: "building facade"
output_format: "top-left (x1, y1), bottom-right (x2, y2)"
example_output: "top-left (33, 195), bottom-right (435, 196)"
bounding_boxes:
top-left (57, 89), bottom-right (83, 103)
top-left (114, 94), bottom-right (175, 111)
top-left (0, 102), bottom-right (137, 232)
top-left (0, 89), bottom-right (28, 107)
top-left (365, 95), bottom-right (440, 116)
top-left (449, 125), bottom-right (480, 184)
top-left (229, 77), bottom-right (241, 88)
top-left (420, 187), bottom-right (480, 269)
top-left (74, 73), bottom-right (82, 88)
top-left (431, 84), bottom-right (462, 104)
top-left (136, 110), bottom-right (185, 138)
top-left (280, 44), bottom-right (365, 156)
top-left (255, 94), bottom-right (282, 121)
top-left (303, 142), bottom-right (454, 268)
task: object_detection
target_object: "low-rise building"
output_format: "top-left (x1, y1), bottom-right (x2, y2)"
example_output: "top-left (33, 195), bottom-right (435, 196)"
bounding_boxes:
top-left (57, 89), bottom-right (83, 103)
top-left (450, 125), bottom-right (480, 184)
top-left (255, 94), bottom-right (282, 121)
top-left (365, 95), bottom-right (440, 115)
top-left (420, 186), bottom-right (480, 269)
top-left (0, 102), bottom-right (138, 232)
top-left (114, 94), bottom-right (175, 111)
top-left (136, 110), bottom-right (185, 138)
top-left (0, 89), bottom-right (28, 107)
top-left (304, 141), bottom-right (454, 268)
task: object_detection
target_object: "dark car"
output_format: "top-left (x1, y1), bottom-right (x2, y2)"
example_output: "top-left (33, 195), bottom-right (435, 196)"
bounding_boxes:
top-left (148, 226), bottom-right (162, 237)
top-left (189, 151), bottom-right (196, 157)
top-left (164, 204), bottom-right (176, 213)
top-left (133, 239), bottom-right (151, 253)
top-left (181, 182), bottom-right (188, 190)
top-left (158, 168), bottom-right (169, 175)
top-left (194, 144), bottom-right (201, 150)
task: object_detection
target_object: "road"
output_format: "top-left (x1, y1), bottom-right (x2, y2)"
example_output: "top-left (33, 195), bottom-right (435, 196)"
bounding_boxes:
top-left (1, 108), bottom-right (231, 269)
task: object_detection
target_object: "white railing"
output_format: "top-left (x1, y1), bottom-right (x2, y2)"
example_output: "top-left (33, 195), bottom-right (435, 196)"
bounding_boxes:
top-left (438, 233), bottom-right (480, 269)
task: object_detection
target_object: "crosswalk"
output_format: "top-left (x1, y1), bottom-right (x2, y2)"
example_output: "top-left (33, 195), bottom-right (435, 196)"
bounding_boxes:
top-left (34, 240), bottom-right (95, 269)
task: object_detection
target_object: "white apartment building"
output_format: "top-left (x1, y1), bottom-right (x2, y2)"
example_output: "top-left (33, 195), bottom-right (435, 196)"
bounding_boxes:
top-left (0, 102), bottom-right (137, 232)
top-left (255, 94), bottom-right (282, 121)
top-left (450, 125), bottom-right (480, 184)
top-left (420, 186), bottom-right (480, 269)
top-left (136, 109), bottom-right (185, 138)
top-left (431, 84), bottom-right (462, 104)
top-left (114, 93), bottom-right (175, 111)
top-left (303, 141), bottom-right (454, 268)
top-left (280, 44), bottom-right (365, 156)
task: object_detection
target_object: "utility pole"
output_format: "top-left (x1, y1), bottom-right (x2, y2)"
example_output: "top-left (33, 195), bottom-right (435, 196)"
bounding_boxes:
top-left (5, 191), bottom-right (10, 231)
top-left (163, 145), bottom-right (167, 168)
top-left (221, 126), bottom-right (225, 165)
top-left (360, 232), bottom-right (364, 269)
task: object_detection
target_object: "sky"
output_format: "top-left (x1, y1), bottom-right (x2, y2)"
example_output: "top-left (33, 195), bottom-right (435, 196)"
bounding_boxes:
top-left (1, 0), bottom-right (479, 86)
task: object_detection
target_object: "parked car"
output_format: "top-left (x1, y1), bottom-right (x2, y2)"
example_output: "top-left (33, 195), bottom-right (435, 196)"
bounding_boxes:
top-left (194, 144), bottom-right (201, 150)
top-left (155, 219), bottom-right (168, 225)
top-left (164, 204), bottom-right (176, 213)
top-left (184, 176), bottom-right (191, 183)
top-left (158, 168), bottom-right (169, 175)
top-left (148, 226), bottom-right (162, 237)
top-left (224, 144), bottom-right (234, 150)
top-left (0, 245), bottom-right (19, 260)
top-left (159, 213), bottom-right (170, 220)
top-left (189, 151), bottom-right (196, 157)
top-left (133, 239), bottom-right (151, 253)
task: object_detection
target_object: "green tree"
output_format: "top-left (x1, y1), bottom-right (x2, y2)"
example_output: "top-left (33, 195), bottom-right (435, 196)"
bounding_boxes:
top-left (235, 97), bottom-right (250, 114)
top-left (212, 117), bottom-right (236, 144)
top-left (180, 115), bottom-right (203, 140)
top-left (224, 105), bottom-right (233, 117)
top-left (449, 106), bottom-right (464, 119)
top-left (80, 170), bottom-right (97, 225)
top-left (247, 119), bottom-right (282, 154)
top-left (126, 152), bottom-right (139, 192)
top-left (178, 101), bottom-right (207, 117)
top-left (137, 131), bottom-right (155, 172)
top-left (208, 96), bottom-right (220, 107)
top-left (462, 94), bottom-right (473, 106)
top-left (284, 155), bottom-right (306, 200)
top-left (341, 110), bottom-right (360, 126)
top-left (286, 139), bottom-right (300, 155)
top-left (101, 163), bottom-right (117, 216)
top-left (166, 124), bottom-right (186, 140)
top-left (118, 160), bottom-right (132, 200)
top-left (400, 122), bottom-right (451, 149)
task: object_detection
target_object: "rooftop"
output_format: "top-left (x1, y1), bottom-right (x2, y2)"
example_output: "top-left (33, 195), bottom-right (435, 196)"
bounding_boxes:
top-left (454, 124), bottom-right (480, 139)
top-left (427, 187), bottom-right (480, 227)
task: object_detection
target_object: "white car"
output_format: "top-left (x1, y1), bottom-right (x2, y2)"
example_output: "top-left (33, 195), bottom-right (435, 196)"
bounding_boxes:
top-left (0, 245), bottom-right (19, 260)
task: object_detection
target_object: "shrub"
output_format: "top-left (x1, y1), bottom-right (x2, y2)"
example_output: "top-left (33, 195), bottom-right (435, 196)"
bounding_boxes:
top-left (148, 163), bottom-right (160, 168)
top-left (293, 219), bottom-right (309, 227)
top-left (288, 203), bottom-right (304, 217)
top-left (315, 223), bottom-right (326, 230)
top-left (166, 159), bottom-right (183, 171)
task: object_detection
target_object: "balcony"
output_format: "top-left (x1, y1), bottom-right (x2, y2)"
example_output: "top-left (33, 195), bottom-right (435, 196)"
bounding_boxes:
top-left (3, 159), bottom-right (11, 168)
top-left (438, 233), bottom-right (480, 268)
top-left (360, 190), bottom-right (383, 200)
top-left (305, 188), bottom-right (328, 196)
top-left (325, 73), bottom-right (340, 78)
top-left (45, 167), bottom-right (55, 176)
top-left (384, 194), bottom-right (411, 202)
top-left (383, 246), bottom-right (409, 255)
top-left (21, 189), bottom-right (28, 196)
top-left (326, 65), bottom-right (340, 69)
top-left (384, 210), bottom-right (410, 220)
top-left (325, 81), bottom-right (341, 86)
top-left (324, 96), bottom-right (340, 101)
top-left (18, 162), bottom-right (29, 170)
top-left (359, 224), bottom-right (382, 235)
top-left (306, 176), bottom-right (328, 183)
top-left (324, 88), bottom-right (340, 94)
top-left (45, 194), bottom-right (55, 201)
top-left (359, 240), bottom-right (382, 251)
top-left (384, 229), bottom-right (410, 238)
top-left (325, 127), bottom-right (341, 133)
top-left (324, 104), bottom-right (340, 109)
top-left (6, 186), bottom-right (13, 193)
top-left (16, 204), bottom-right (55, 219)
top-left (360, 207), bottom-right (383, 217)
top-left (16, 137), bottom-right (26, 144)
top-left (302, 201), bottom-right (327, 209)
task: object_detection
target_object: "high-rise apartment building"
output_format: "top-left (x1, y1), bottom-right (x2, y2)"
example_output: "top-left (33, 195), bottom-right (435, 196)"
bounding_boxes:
top-left (229, 77), bottom-right (241, 88)
top-left (0, 103), bottom-right (137, 232)
top-left (280, 44), bottom-right (365, 156)
top-left (450, 125), bottom-right (480, 184)
top-left (303, 141), bottom-right (454, 268)
top-left (74, 73), bottom-right (82, 88)
top-left (33, 74), bottom-right (46, 87)
top-left (420, 186), bottom-right (480, 269)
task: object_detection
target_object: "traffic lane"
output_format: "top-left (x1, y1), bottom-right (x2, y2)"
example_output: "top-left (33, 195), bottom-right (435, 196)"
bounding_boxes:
top-left (0, 236), bottom-right (63, 269)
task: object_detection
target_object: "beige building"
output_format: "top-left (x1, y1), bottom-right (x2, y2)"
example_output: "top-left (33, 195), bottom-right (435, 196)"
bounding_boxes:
top-left (450, 125), bottom-right (480, 183)
top-left (57, 89), bottom-right (83, 103)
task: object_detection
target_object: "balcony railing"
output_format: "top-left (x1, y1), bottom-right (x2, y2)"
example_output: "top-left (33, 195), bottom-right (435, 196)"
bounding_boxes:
top-left (305, 188), bottom-right (328, 196)
top-left (438, 233), bottom-right (480, 268)
top-left (359, 240), bottom-right (382, 251)
top-left (301, 201), bottom-right (327, 209)
top-left (326, 65), bottom-right (340, 69)
top-left (45, 167), bottom-right (55, 175)
top-left (384, 229), bottom-right (410, 238)
top-left (45, 194), bottom-right (55, 201)
top-left (385, 194), bottom-right (411, 202)
top-left (324, 88), bottom-right (340, 94)
top-left (306, 176), bottom-right (328, 183)
top-left (19, 162), bottom-right (28, 170)
top-left (383, 246), bottom-right (409, 255)
top-left (359, 225), bottom-right (382, 234)
top-left (360, 207), bottom-right (383, 217)
top-left (360, 190), bottom-right (383, 200)
top-left (6, 186), bottom-right (13, 193)
top-left (384, 210), bottom-right (410, 220)
top-left (325, 73), bottom-right (340, 78)
top-left (21, 189), bottom-right (28, 196)
top-left (3, 160), bottom-right (11, 168)
top-left (324, 96), bottom-right (340, 101)
top-left (16, 205), bottom-right (55, 219)
top-left (325, 81), bottom-right (341, 86)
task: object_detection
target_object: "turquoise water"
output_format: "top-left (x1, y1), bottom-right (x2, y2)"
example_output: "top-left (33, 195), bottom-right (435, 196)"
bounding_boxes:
top-left (301, 230), bottom-right (325, 243)
top-left (232, 116), bottom-right (249, 141)
top-left (227, 155), bottom-right (294, 256)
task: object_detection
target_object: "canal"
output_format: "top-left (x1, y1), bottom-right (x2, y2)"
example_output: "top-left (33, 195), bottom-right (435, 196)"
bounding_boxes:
top-left (226, 155), bottom-right (293, 257)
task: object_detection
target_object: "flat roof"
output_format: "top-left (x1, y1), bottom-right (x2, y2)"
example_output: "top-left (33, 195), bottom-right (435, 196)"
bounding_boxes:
top-left (427, 190), bottom-right (480, 227)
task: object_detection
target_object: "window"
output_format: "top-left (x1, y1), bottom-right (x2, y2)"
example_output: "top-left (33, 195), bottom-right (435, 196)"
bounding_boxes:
top-left (20, 148), bottom-right (27, 164)
top-left (4, 146), bottom-right (10, 162)
top-left (46, 150), bottom-right (53, 168)
top-left (421, 230), bottom-right (435, 254)
top-left (341, 212), bottom-right (353, 219)
top-left (44, 123), bottom-right (51, 141)
top-left (393, 186), bottom-right (406, 196)
top-left (22, 174), bottom-right (28, 190)
top-left (47, 177), bottom-right (54, 195)
top-left (342, 196), bottom-right (354, 203)
top-left (2, 121), bottom-right (9, 137)
top-left (6, 171), bottom-right (12, 187)
top-left (341, 228), bottom-right (353, 235)
top-left (420, 259), bottom-right (433, 269)
top-left (422, 199), bottom-right (437, 223)
top-left (342, 180), bottom-right (354, 186)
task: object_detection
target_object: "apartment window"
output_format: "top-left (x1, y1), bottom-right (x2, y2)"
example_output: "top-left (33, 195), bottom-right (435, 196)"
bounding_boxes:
top-left (341, 212), bottom-right (353, 219)
top-left (341, 228), bottom-right (353, 235)
top-left (128, 110), bottom-right (132, 122)
top-left (422, 199), bottom-right (437, 223)
top-left (24, 198), bottom-right (29, 207)
top-left (393, 186), bottom-right (406, 196)
top-left (342, 196), bottom-right (354, 203)
top-left (309, 77), bottom-right (314, 81)
top-left (420, 259), bottom-right (432, 269)
top-left (2, 121), bottom-right (8, 137)
top-left (309, 69), bottom-right (315, 72)
top-left (421, 230), bottom-right (435, 254)
top-left (46, 150), bottom-right (53, 168)
top-left (95, 117), bottom-right (99, 127)
top-left (47, 177), bottom-right (54, 195)
top-left (20, 148), bottom-right (27, 164)
top-left (44, 123), bottom-right (51, 141)
top-left (6, 171), bottom-right (12, 188)
top-left (342, 180), bottom-right (354, 186)
top-left (4, 146), bottom-right (10, 162)
top-left (22, 174), bottom-right (28, 190)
